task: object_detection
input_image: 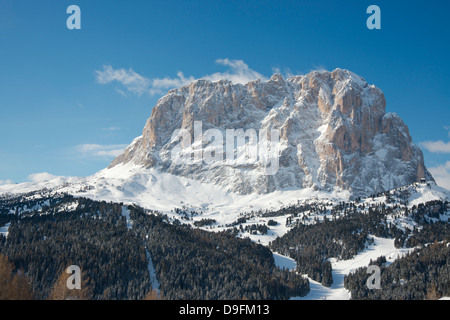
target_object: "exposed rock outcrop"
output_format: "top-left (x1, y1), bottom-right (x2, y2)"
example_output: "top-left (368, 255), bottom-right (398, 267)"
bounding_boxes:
top-left (109, 68), bottom-right (433, 196)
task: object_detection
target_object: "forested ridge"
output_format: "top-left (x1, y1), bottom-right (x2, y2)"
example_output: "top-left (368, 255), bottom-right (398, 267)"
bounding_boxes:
top-left (269, 202), bottom-right (403, 286)
top-left (130, 206), bottom-right (308, 299)
top-left (1, 196), bottom-right (151, 299)
top-left (1, 183), bottom-right (449, 300)
top-left (0, 193), bottom-right (309, 300)
top-left (268, 189), bottom-right (450, 298)
top-left (344, 240), bottom-right (450, 300)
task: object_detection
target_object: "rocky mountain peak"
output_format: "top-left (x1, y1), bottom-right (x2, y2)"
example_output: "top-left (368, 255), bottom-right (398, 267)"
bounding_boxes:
top-left (109, 68), bottom-right (433, 196)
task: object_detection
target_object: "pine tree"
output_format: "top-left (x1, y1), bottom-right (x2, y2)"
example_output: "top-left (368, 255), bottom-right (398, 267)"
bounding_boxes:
top-left (0, 254), bottom-right (34, 300)
top-left (143, 289), bottom-right (164, 300)
top-left (0, 254), bottom-right (15, 300)
top-left (48, 267), bottom-right (93, 300)
top-left (8, 269), bottom-right (34, 300)
top-left (425, 284), bottom-right (441, 300)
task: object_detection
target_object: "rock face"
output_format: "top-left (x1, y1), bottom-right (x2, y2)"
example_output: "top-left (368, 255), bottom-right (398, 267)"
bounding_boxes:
top-left (109, 68), bottom-right (433, 196)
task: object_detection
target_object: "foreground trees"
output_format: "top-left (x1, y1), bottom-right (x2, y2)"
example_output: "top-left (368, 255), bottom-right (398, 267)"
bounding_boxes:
top-left (48, 267), bottom-right (93, 300)
top-left (345, 241), bottom-right (450, 300)
top-left (0, 254), bottom-right (33, 300)
top-left (1, 191), bottom-right (447, 300)
top-left (0, 195), bottom-right (309, 300)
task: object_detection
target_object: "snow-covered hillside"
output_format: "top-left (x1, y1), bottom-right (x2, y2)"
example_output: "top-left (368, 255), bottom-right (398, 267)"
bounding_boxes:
top-left (0, 162), bottom-right (350, 220)
top-left (0, 162), bottom-right (448, 241)
top-left (1, 163), bottom-right (449, 300)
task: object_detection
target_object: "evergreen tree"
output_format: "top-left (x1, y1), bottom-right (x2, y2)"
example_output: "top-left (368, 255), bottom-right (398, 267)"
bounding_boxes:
top-left (143, 289), bottom-right (164, 300)
top-left (0, 254), bottom-right (33, 300)
top-left (48, 267), bottom-right (93, 300)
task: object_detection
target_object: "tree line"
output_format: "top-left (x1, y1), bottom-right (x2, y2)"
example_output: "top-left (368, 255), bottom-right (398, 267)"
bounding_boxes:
top-left (0, 193), bottom-right (309, 300)
top-left (129, 205), bottom-right (309, 300)
top-left (269, 199), bottom-right (449, 291)
top-left (344, 241), bottom-right (450, 300)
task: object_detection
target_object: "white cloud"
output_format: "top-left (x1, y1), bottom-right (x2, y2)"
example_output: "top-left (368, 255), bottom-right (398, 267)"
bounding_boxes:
top-left (420, 140), bottom-right (450, 153)
top-left (74, 144), bottom-right (127, 158)
top-left (428, 161), bottom-right (450, 191)
top-left (95, 59), bottom-right (266, 97)
top-left (96, 65), bottom-right (151, 96)
top-left (27, 172), bottom-right (58, 183)
top-left (202, 58), bottom-right (267, 84)
top-left (311, 65), bottom-right (328, 73)
top-left (0, 179), bottom-right (14, 186)
top-left (444, 126), bottom-right (450, 138)
top-left (271, 66), bottom-right (294, 79)
top-left (102, 126), bottom-right (121, 131)
top-left (149, 71), bottom-right (195, 96)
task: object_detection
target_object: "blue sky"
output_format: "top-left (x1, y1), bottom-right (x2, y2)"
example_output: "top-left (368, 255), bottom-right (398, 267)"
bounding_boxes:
top-left (1, 0), bottom-right (449, 189)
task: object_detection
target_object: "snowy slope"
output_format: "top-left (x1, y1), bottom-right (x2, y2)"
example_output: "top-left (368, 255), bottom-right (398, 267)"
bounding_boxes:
top-left (0, 162), bottom-right (352, 222)
top-left (1, 163), bottom-right (448, 300)
top-left (1, 162), bottom-right (448, 230)
top-left (0, 222), bottom-right (10, 238)
top-left (287, 236), bottom-right (414, 300)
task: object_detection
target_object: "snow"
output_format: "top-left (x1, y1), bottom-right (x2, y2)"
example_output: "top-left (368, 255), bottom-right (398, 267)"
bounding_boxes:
top-left (57, 201), bottom-right (78, 213)
top-left (271, 237), bottom-right (417, 300)
top-left (0, 162), bottom-right (348, 225)
top-left (121, 206), bottom-right (133, 230)
top-left (99, 67), bottom-right (431, 198)
top-left (0, 161), bottom-right (448, 301)
top-left (0, 176), bottom-right (82, 196)
top-left (407, 182), bottom-right (450, 208)
top-left (1, 163), bottom-right (447, 248)
top-left (0, 222), bottom-right (10, 238)
top-left (273, 252), bottom-right (296, 271)
top-left (292, 236), bottom-right (414, 300)
top-left (146, 250), bottom-right (160, 294)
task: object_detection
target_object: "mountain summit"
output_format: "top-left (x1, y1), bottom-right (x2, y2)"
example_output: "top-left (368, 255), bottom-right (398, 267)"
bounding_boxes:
top-left (109, 68), bottom-right (433, 196)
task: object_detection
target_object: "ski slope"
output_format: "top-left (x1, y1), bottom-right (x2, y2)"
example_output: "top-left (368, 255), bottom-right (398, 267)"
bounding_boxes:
top-left (273, 236), bottom-right (414, 300)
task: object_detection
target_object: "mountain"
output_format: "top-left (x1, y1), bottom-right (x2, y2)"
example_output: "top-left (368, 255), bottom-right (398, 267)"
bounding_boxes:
top-left (109, 68), bottom-right (433, 197)
top-left (1, 68), bottom-right (449, 302)
top-left (0, 68), bottom-right (441, 220)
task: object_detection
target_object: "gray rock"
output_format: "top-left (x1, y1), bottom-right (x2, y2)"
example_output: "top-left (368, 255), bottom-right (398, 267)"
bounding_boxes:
top-left (109, 68), bottom-right (433, 197)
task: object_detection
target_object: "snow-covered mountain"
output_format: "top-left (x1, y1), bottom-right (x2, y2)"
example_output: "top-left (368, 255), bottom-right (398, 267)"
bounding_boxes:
top-left (0, 68), bottom-right (444, 224)
top-left (1, 161), bottom-right (448, 231)
top-left (0, 68), bottom-right (442, 218)
top-left (109, 68), bottom-right (433, 197)
top-left (1, 69), bottom-right (449, 301)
